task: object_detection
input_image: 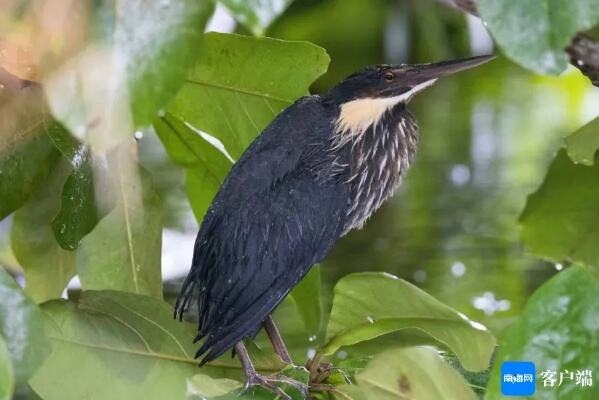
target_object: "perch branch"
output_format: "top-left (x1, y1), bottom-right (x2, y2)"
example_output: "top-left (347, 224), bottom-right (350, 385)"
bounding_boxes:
top-left (434, 0), bottom-right (599, 87)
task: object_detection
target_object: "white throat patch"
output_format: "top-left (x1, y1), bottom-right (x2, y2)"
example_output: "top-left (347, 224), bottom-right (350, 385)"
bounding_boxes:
top-left (335, 78), bottom-right (437, 139)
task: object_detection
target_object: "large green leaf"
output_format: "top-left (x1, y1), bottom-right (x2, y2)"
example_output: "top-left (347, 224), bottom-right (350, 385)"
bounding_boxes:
top-left (486, 266), bottom-right (599, 400)
top-left (45, 0), bottom-right (214, 147)
top-left (219, 0), bottom-right (293, 35)
top-left (154, 113), bottom-right (233, 221)
top-left (11, 160), bottom-right (77, 303)
top-left (0, 75), bottom-right (60, 220)
top-left (322, 272), bottom-right (496, 372)
top-left (159, 32), bottom-right (329, 222)
top-left (0, 268), bottom-right (50, 386)
top-left (337, 347), bottom-right (477, 400)
top-left (565, 117), bottom-right (599, 165)
top-left (520, 149), bottom-right (599, 274)
top-left (77, 154), bottom-right (163, 299)
top-left (478, 0), bottom-right (599, 74)
top-left (288, 265), bottom-right (322, 336)
top-left (29, 291), bottom-right (282, 400)
top-left (0, 336), bottom-right (14, 400)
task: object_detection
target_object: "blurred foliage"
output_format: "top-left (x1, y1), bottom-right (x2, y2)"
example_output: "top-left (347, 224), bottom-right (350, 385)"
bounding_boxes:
top-left (486, 266), bottom-right (599, 399)
top-left (478, 0), bottom-right (599, 75)
top-left (0, 0), bottom-right (598, 399)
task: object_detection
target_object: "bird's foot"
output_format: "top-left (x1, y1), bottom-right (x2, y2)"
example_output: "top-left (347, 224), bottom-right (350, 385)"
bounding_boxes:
top-left (244, 372), bottom-right (309, 399)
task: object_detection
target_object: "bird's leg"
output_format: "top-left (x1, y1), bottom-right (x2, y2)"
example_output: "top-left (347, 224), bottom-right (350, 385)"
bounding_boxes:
top-left (263, 316), bottom-right (293, 364)
top-left (235, 341), bottom-right (309, 399)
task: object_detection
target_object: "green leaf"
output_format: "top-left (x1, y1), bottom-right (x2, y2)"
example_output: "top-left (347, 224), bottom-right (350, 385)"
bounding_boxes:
top-left (30, 291), bottom-right (198, 400)
top-left (0, 336), bottom-right (14, 400)
top-left (322, 272), bottom-right (496, 372)
top-left (478, 0), bottom-right (599, 74)
top-left (0, 78), bottom-right (60, 220)
top-left (154, 113), bottom-right (233, 221)
top-left (0, 268), bottom-right (50, 386)
top-left (160, 32), bottom-right (329, 222)
top-left (46, 127), bottom-right (100, 250)
top-left (219, 0), bottom-right (293, 36)
top-left (11, 160), bottom-right (77, 303)
top-left (288, 265), bottom-right (322, 335)
top-left (170, 32), bottom-right (329, 157)
top-left (45, 0), bottom-right (214, 146)
top-left (565, 117), bottom-right (599, 165)
top-left (485, 266), bottom-right (599, 400)
top-left (337, 347), bottom-right (477, 400)
top-left (77, 153), bottom-right (163, 299)
top-left (187, 374), bottom-right (242, 399)
top-left (520, 149), bottom-right (599, 273)
top-left (187, 365), bottom-right (309, 400)
top-left (29, 290), bottom-right (280, 400)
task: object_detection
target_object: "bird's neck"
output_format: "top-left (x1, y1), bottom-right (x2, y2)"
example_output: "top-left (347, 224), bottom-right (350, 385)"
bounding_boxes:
top-left (332, 104), bottom-right (419, 234)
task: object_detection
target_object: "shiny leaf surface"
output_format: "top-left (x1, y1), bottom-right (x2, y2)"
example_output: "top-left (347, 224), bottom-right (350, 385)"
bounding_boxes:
top-left (323, 272), bottom-right (496, 372)
top-left (47, 128), bottom-right (100, 250)
top-left (520, 149), bottom-right (599, 274)
top-left (478, 0), bottom-right (599, 74)
top-left (0, 268), bottom-right (50, 386)
top-left (337, 347), bottom-right (477, 400)
top-left (11, 160), bottom-right (76, 303)
top-left (486, 266), bottom-right (599, 399)
top-left (219, 0), bottom-right (293, 35)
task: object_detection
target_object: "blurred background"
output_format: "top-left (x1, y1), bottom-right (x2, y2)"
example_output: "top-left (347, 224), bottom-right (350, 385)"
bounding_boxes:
top-left (1, 0), bottom-right (598, 368)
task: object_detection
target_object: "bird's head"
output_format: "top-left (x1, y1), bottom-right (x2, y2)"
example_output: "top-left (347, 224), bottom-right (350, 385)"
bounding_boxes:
top-left (326, 55), bottom-right (494, 136)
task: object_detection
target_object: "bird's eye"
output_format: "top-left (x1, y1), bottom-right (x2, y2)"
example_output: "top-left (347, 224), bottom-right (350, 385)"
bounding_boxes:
top-left (384, 72), bottom-right (395, 82)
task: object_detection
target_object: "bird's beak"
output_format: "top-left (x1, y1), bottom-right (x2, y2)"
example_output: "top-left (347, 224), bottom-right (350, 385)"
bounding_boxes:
top-left (390, 55), bottom-right (495, 99)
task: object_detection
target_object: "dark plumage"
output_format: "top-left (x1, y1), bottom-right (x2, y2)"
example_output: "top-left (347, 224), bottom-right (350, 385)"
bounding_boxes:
top-left (175, 55), bottom-right (494, 371)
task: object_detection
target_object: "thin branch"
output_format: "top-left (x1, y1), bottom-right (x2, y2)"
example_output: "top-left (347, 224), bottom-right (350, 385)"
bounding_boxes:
top-left (434, 0), bottom-right (599, 87)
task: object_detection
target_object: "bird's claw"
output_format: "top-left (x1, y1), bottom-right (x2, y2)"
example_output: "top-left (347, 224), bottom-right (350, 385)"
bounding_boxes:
top-left (243, 373), bottom-right (309, 399)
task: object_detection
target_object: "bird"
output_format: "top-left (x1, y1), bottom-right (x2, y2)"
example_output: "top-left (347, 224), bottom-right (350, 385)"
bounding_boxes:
top-left (175, 54), bottom-right (494, 397)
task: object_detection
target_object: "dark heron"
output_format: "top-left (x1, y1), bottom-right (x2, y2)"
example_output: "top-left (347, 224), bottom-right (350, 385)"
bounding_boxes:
top-left (175, 55), bottom-right (494, 397)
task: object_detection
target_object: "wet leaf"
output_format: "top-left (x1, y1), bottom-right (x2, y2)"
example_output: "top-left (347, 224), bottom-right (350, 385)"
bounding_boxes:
top-left (45, 0), bottom-right (214, 149)
top-left (47, 127), bottom-right (100, 250)
top-left (323, 272), bottom-right (496, 372)
top-left (485, 266), bottom-right (599, 399)
top-left (219, 0), bottom-right (293, 35)
top-left (29, 290), bottom-right (281, 400)
top-left (289, 265), bottom-right (322, 336)
top-left (11, 160), bottom-right (77, 303)
top-left (478, 0), bottom-right (599, 74)
top-left (565, 117), bottom-right (599, 165)
top-left (520, 149), bottom-right (599, 274)
top-left (0, 336), bottom-right (14, 400)
top-left (0, 72), bottom-right (60, 220)
top-left (0, 268), bottom-right (50, 386)
top-left (337, 347), bottom-right (477, 400)
top-left (77, 153), bottom-right (163, 299)
top-left (159, 32), bottom-right (329, 222)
